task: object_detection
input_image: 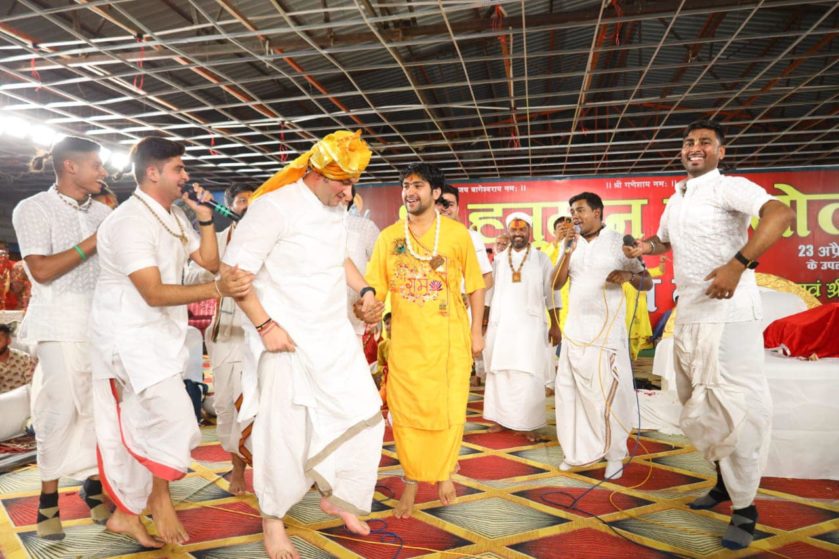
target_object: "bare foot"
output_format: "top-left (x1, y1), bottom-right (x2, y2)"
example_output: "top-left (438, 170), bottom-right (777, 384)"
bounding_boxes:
top-left (319, 497), bottom-right (370, 535)
top-left (437, 479), bottom-right (457, 506)
top-left (148, 492), bottom-right (188, 545)
top-left (105, 509), bottom-right (163, 548)
top-left (394, 481), bottom-right (418, 519)
top-left (487, 423), bottom-right (503, 433)
top-left (263, 517), bottom-right (300, 559)
top-left (227, 455), bottom-right (248, 495)
top-left (525, 431), bottom-right (548, 443)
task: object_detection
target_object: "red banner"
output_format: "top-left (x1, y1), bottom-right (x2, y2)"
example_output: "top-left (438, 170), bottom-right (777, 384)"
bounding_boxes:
top-left (359, 169), bottom-right (839, 324)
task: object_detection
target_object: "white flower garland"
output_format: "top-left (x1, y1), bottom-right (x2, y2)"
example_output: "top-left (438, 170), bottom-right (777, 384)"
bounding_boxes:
top-left (403, 209), bottom-right (440, 261)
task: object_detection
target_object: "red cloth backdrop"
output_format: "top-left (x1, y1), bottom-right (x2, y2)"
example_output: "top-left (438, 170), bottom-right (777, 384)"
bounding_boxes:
top-left (359, 169), bottom-right (839, 325)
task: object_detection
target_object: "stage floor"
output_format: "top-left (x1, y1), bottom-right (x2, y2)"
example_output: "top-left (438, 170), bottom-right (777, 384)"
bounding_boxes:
top-left (2, 385), bottom-right (839, 559)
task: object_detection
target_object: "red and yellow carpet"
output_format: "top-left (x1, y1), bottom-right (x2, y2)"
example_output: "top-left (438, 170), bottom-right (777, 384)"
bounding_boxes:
top-left (2, 386), bottom-right (838, 559)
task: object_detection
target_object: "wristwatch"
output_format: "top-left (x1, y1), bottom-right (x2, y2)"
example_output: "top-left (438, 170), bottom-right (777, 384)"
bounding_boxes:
top-left (734, 251), bottom-right (759, 269)
top-left (359, 286), bottom-right (376, 298)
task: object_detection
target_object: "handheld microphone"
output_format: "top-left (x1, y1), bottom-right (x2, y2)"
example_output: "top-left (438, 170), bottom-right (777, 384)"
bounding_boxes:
top-left (565, 224), bottom-right (581, 254)
top-left (623, 234), bottom-right (647, 268)
top-left (181, 184), bottom-right (242, 222)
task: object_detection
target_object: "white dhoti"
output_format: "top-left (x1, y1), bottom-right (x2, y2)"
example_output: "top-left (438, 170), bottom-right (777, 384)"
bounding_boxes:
top-left (673, 319), bottom-right (770, 508)
top-left (208, 335), bottom-right (246, 456)
top-left (92, 359), bottom-right (200, 514)
top-left (555, 342), bottom-right (636, 466)
top-left (484, 370), bottom-right (547, 431)
top-left (250, 350), bottom-right (384, 519)
top-left (32, 341), bottom-right (98, 481)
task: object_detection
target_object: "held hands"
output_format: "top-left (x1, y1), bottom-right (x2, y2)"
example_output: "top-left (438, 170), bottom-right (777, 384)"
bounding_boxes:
top-left (704, 260), bottom-right (744, 299)
top-left (181, 182), bottom-right (214, 221)
top-left (605, 269), bottom-right (633, 285)
top-left (353, 291), bottom-right (384, 324)
top-left (217, 264), bottom-right (253, 298)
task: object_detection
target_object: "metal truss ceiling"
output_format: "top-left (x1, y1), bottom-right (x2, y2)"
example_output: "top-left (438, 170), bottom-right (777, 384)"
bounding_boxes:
top-left (1, 0), bottom-right (837, 195)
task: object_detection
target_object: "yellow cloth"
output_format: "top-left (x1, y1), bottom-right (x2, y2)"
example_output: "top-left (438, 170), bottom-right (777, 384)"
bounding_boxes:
top-left (376, 338), bottom-right (390, 376)
top-left (623, 284), bottom-right (653, 359)
top-left (542, 242), bottom-right (570, 330)
top-left (252, 130), bottom-right (372, 200)
top-left (365, 217), bottom-right (484, 481)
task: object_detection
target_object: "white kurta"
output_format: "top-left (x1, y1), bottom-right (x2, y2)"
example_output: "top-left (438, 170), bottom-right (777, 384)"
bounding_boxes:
top-left (223, 180), bottom-right (383, 518)
top-left (345, 213), bottom-right (380, 337)
top-left (556, 227), bottom-right (643, 466)
top-left (187, 225), bottom-right (250, 456)
top-left (12, 187), bottom-right (111, 482)
top-left (90, 189), bottom-right (202, 512)
top-left (659, 169), bottom-right (774, 508)
top-left (483, 246), bottom-right (559, 431)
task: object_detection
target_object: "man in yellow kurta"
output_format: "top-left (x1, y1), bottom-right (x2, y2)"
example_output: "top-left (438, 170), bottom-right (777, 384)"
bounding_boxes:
top-left (366, 162), bottom-right (485, 519)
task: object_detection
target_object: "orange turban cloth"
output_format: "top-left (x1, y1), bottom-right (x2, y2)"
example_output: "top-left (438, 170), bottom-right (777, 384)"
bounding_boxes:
top-left (251, 130), bottom-right (372, 200)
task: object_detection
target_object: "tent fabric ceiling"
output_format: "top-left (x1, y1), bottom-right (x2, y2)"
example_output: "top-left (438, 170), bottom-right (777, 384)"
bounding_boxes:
top-left (0, 0), bottom-right (837, 195)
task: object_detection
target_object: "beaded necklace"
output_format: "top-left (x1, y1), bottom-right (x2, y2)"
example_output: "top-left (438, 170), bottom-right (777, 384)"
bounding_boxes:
top-left (53, 186), bottom-right (92, 212)
top-left (132, 193), bottom-right (188, 246)
top-left (404, 210), bottom-right (443, 270)
top-left (508, 242), bottom-right (531, 283)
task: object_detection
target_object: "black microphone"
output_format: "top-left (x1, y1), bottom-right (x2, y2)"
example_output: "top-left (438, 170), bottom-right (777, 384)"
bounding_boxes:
top-left (623, 234), bottom-right (646, 268)
top-left (181, 184), bottom-right (242, 222)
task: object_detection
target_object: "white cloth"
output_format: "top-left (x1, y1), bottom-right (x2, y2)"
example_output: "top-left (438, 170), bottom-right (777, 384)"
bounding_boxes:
top-left (92, 367), bottom-right (200, 514)
top-left (345, 214), bottom-right (380, 336)
top-left (483, 246), bottom-right (558, 431)
top-left (657, 169), bottom-right (772, 325)
top-left (213, 360), bottom-right (245, 455)
top-left (91, 189), bottom-right (200, 393)
top-left (12, 186), bottom-right (111, 342)
top-left (484, 370), bottom-right (547, 431)
top-left (223, 179), bottom-right (383, 516)
top-left (484, 246), bottom-right (558, 380)
top-left (31, 341), bottom-right (98, 481)
top-left (563, 227), bottom-right (643, 350)
top-left (183, 326), bottom-right (205, 383)
top-left (672, 319), bottom-right (770, 508)
top-left (555, 342), bottom-right (636, 465)
top-left (0, 383), bottom-right (30, 441)
top-left (469, 229), bottom-right (493, 275)
top-left (556, 227), bottom-right (640, 466)
top-left (251, 352), bottom-right (384, 517)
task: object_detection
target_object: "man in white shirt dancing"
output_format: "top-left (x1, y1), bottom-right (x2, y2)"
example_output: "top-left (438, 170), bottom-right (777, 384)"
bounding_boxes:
top-left (625, 119), bottom-right (793, 549)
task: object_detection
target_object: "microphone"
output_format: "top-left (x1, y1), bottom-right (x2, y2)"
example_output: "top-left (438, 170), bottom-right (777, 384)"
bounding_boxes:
top-left (181, 184), bottom-right (242, 222)
top-left (564, 224), bottom-right (581, 254)
top-left (623, 234), bottom-right (647, 268)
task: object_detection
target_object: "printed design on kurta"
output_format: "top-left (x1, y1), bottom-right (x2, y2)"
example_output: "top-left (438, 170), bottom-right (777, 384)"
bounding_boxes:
top-left (392, 249), bottom-right (447, 308)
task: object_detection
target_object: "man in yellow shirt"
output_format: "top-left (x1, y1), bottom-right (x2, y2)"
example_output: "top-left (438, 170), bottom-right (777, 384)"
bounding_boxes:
top-left (366, 162), bottom-right (485, 518)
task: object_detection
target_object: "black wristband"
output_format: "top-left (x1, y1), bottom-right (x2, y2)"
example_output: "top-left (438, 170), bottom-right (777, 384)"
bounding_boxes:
top-left (198, 219), bottom-right (214, 226)
top-left (359, 286), bottom-right (376, 299)
top-left (734, 250), bottom-right (759, 269)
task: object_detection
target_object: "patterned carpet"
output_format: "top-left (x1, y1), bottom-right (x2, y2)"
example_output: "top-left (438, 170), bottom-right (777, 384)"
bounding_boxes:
top-left (2, 386), bottom-right (839, 559)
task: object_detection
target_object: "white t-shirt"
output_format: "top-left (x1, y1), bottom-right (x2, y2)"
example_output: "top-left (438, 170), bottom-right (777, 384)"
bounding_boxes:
top-left (563, 227), bottom-right (643, 349)
top-left (657, 169), bottom-right (772, 324)
top-left (12, 186), bottom-right (111, 342)
top-left (91, 188), bottom-right (200, 393)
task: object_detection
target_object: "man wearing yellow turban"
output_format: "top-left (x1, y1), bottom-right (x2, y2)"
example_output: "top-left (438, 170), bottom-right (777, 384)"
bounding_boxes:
top-left (223, 131), bottom-right (385, 559)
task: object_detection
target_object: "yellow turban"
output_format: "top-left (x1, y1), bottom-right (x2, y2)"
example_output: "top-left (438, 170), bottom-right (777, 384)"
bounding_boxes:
top-left (251, 130), bottom-right (372, 200)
